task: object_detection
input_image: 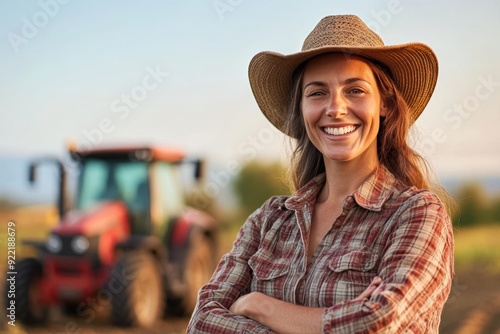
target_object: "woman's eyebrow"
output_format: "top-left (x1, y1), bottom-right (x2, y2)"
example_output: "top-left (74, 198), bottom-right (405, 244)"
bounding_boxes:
top-left (303, 81), bottom-right (327, 90)
top-left (343, 77), bottom-right (370, 85)
top-left (302, 78), bottom-right (371, 90)
top-left (303, 77), bottom-right (371, 90)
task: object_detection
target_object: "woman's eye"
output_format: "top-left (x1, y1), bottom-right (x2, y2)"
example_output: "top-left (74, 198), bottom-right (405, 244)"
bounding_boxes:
top-left (307, 91), bottom-right (324, 97)
top-left (348, 88), bottom-right (364, 95)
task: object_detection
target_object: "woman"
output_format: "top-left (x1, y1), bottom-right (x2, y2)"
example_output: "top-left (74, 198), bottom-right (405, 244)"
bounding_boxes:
top-left (188, 15), bottom-right (454, 333)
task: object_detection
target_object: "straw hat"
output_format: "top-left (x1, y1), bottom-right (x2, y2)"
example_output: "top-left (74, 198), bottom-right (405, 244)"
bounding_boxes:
top-left (248, 14), bottom-right (438, 137)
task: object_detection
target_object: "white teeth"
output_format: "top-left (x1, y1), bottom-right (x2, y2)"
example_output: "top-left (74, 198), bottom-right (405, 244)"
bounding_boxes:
top-left (324, 125), bottom-right (356, 136)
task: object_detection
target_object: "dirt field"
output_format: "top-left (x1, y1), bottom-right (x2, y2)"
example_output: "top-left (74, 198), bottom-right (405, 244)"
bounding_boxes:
top-left (441, 268), bottom-right (500, 334)
top-left (3, 313), bottom-right (190, 334)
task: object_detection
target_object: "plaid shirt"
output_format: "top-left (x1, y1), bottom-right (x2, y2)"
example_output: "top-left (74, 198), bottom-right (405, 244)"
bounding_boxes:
top-left (188, 165), bottom-right (454, 333)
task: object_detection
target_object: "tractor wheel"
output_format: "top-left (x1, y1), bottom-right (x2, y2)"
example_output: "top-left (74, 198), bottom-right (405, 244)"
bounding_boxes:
top-left (110, 252), bottom-right (164, 327)
top-left (7, 258), bottom-right (47, 325)
top-left (180, 230), bottom-right (216, 314)
top-left (61, 302), bottom-right (79, 315)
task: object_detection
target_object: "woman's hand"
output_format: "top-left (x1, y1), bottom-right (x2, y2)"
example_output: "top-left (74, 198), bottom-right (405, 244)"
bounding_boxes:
top-left (229, 291), bottom-right (269, 321)
top-left (353, 276), bottom-right (383, 301)
top-left (230, 292), bottom-right (324, 334)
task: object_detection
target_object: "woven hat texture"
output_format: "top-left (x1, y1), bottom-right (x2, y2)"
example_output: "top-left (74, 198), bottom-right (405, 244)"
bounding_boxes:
top-left (248, 15), bottom-right (438, 137)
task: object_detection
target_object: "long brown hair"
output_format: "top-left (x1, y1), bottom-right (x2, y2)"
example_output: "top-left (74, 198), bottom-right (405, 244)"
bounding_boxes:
top-left (284, 54), bottom-right (440, 195)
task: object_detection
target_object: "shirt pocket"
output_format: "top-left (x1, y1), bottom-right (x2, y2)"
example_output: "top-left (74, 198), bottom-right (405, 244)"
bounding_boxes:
top-left (328, 250), bottom-right (379, 286)
top-left (248, 248), bottom-right (290, 281)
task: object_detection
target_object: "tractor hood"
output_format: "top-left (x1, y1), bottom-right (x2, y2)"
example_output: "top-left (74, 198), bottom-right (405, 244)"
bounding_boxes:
top-left (53, 201), bottom-right (130, 237)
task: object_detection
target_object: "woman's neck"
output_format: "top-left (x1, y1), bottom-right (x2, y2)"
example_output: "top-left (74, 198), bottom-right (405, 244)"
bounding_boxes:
top-left (318, 156), bottom-right (380, 203)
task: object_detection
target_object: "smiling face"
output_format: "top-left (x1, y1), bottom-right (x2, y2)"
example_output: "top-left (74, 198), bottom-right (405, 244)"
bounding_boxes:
top-left (301, 53), bottom-right (387, 166)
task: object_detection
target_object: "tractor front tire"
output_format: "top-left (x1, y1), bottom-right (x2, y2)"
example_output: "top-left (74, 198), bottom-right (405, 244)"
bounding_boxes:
top-left (110, 252), bottom-right (164, 327)
top-left (179, 230), bottom-right (216, 315)
top-left (7, 258), bottom-right (48, 325)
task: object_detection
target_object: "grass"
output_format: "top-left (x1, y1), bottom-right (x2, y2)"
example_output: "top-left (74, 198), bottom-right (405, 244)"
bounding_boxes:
top-left (453, 224), bottom-right (500, 273)
top-left (0, 205), bottom-right (58, 275)
top-left (0, 206), bottom-right (58, 332)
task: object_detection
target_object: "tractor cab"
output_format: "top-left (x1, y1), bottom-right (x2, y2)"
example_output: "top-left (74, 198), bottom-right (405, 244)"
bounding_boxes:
top-left (74, 146), bottom-right (190, 237)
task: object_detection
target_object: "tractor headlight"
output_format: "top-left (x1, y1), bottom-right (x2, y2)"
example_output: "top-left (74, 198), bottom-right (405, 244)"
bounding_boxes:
top-left (71, 236), bottom-right (89, 254)
top-left (46, 234), bottom-right (62, 253)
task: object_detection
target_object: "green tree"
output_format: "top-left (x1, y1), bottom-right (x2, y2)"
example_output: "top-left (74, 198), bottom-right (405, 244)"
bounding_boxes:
top-left (232, 160), bottom-right (290, 218)
top-left (452, 183), bottom-right (489, 226)
top-left (488, 195), bottom-right (500, 223)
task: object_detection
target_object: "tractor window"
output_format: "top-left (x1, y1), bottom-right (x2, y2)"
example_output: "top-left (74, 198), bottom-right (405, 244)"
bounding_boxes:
top-left (77, 160), bottom-right (108, 209)
top-left (77, 159), bottom-right (149, 214)
top-left (154, 162), bottom-right (184, 218)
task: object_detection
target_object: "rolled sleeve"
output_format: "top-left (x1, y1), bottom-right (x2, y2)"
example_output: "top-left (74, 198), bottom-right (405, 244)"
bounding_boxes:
top-left (321, 195), bottom-right (454, 333)
top-left (187, 198), bottom-right (281, 333)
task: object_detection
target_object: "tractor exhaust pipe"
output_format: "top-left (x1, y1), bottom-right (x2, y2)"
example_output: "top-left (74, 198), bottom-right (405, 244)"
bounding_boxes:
top-left (28, 158), bottom-right (68, 219)
top-left (193, 159), bottom-right (204, 181)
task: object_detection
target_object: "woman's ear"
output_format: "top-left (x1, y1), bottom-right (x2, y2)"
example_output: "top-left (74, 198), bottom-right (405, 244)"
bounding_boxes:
top-left (380, 103), bottom-right (388, 117)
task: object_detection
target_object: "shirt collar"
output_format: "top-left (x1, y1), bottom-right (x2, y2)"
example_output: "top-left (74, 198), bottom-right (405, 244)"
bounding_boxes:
top-left (285, 165), bottom-right (400, 212)
top-left (352, 165), bottom-right (399, 211)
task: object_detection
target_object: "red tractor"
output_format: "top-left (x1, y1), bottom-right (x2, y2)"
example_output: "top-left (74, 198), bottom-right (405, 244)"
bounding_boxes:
top-left (8, 145), bottom-right (218, 327)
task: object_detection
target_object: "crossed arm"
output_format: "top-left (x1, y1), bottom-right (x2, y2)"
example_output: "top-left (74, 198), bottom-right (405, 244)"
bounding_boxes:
top-left (229, 277), bottom-right (383, 334)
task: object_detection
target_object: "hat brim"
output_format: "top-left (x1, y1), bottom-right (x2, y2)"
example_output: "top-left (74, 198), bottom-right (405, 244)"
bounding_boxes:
top-left (248, 43), bottom-right (438, 137)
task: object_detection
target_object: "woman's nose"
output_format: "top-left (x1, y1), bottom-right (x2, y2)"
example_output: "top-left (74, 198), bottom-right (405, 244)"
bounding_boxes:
top-left (325, 93), bottom-right (347, 118)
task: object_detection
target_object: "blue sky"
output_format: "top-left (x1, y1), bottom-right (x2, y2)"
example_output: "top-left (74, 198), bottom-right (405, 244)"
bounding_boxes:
top-left (1, 0), bottom-right (499, 194)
